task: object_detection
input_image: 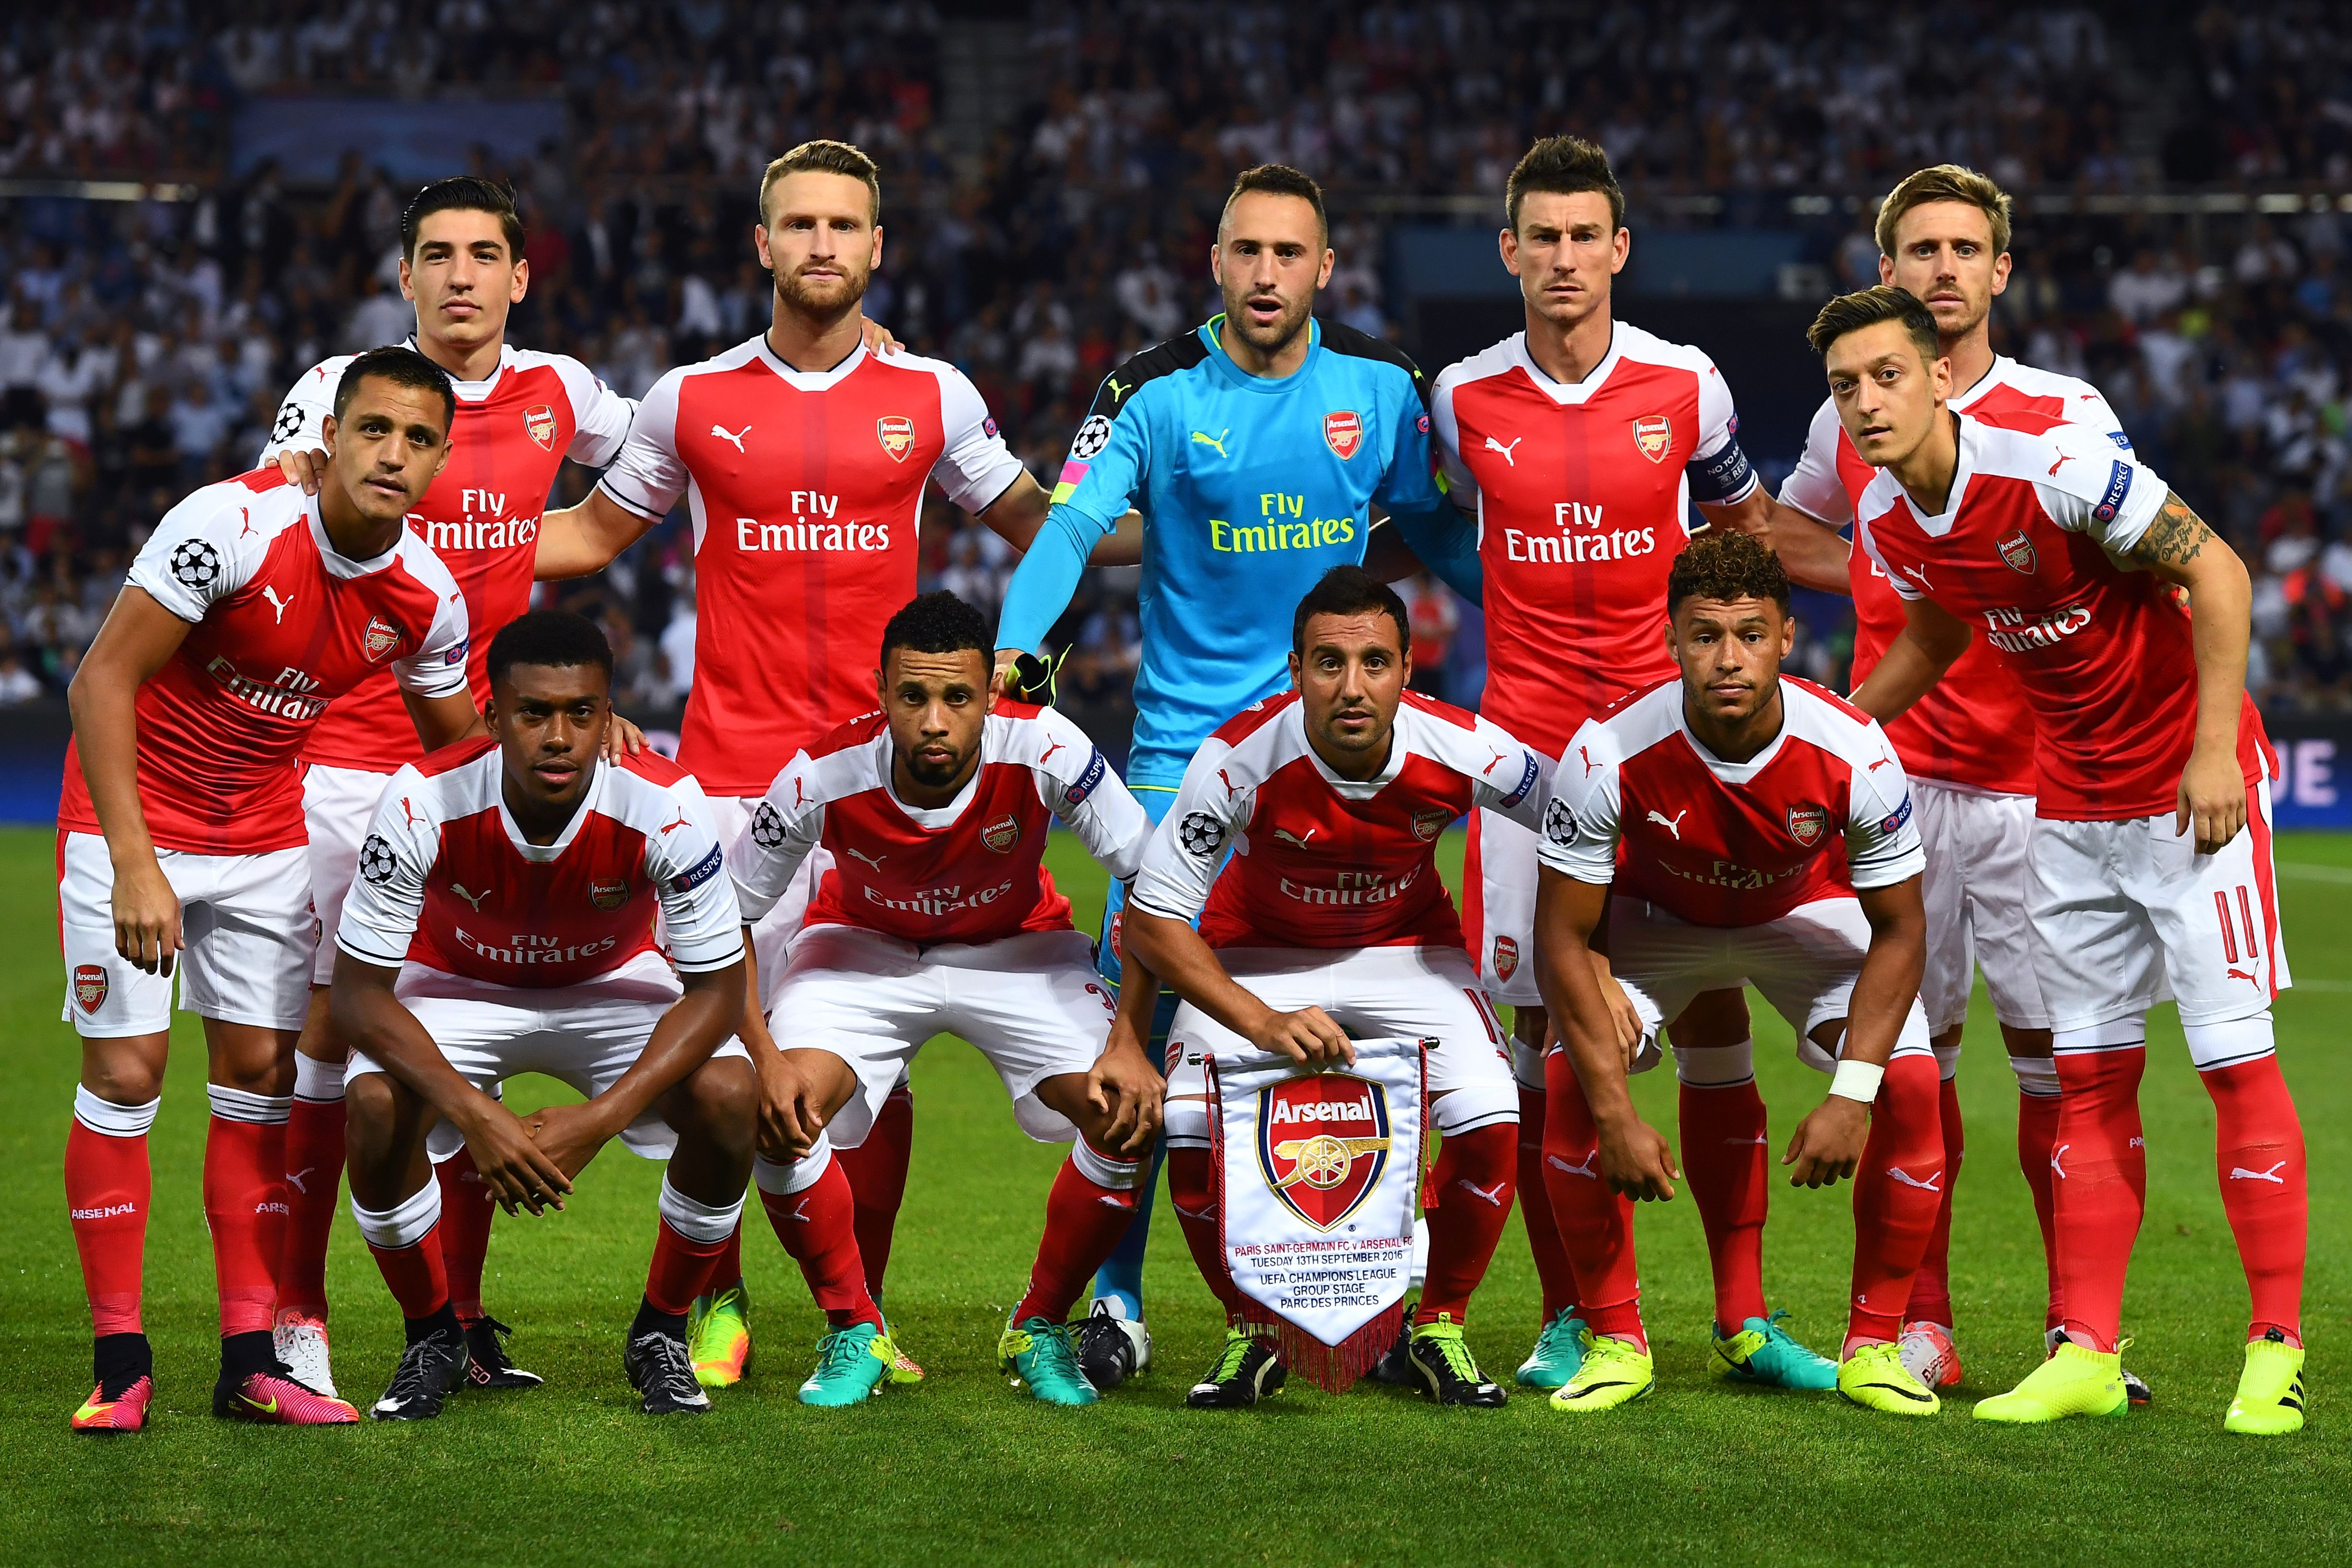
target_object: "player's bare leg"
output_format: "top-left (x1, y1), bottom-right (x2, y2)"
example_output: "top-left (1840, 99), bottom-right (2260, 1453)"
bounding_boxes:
top-left (626, 1056), bottom-right (756, 1414)
top-left (998, 1072), bottom-right (1149, 1406)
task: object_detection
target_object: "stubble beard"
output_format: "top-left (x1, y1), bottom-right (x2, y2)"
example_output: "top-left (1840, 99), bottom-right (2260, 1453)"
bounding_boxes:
top-left (773, 262), bottom-right (869, 323)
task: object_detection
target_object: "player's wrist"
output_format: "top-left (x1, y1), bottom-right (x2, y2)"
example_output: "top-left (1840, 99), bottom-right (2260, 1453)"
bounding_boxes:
top-left (1827, 1058), bottom-right (1885, 1105)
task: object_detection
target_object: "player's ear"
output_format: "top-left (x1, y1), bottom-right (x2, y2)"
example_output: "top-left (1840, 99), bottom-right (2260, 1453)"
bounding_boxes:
top-left (1316, 248), bottom-right (1334, 290)
top-left (869, 224), bottom-right (883, 270)
top-left (1287, 649), bottom-right (1302, 691)
top-left (509, 256), bottom-right (529, 303)
top-left (320, 412), bottom-right (338, 455)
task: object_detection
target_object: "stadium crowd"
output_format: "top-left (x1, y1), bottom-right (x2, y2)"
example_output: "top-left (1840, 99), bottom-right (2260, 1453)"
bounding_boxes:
top-left (6, 2), bottom-right (2352, 724)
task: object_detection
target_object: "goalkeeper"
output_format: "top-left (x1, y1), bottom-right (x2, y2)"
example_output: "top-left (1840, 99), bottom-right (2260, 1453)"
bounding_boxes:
top-left (993, 164), bottom-right (1480, 1386)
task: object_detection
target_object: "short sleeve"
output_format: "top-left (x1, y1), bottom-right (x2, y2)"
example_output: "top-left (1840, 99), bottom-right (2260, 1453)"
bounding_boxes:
top-left (1051, 370), bottom-right (1154, 527)
top-left (257, 359), bottom-right (345, 463)
top-left (335, 768), bottom-right (431, 966)
top-left (390, 584), bottom-right (471, 698)
top-left (560, 359), bottom-right (638, 469)
top-left (1371, 361), bottom-right (1446, 516)
top-left (1843, 734), bottom-right (1927, 890)
top-left (644, 792), bottom-right (744, 972)
top-left (1028, 708), bottom-right (1153, 881)
top-left (1533, 721), bottom-right (1622, 885)
top-left (1466, 713), bottom-right (1552, 833)
top-left (1685, 355), bottom-right (1758, 505)
top-left (2029, 425), bottom-right (2167, 553)
top-left (928, 364), bottom-right (1027, 514)
top-left (724, 755), bottom-right (827, 923)
top-left (596, 368), bottom-right (688, 521)
top-left (1127, 736), bottom-right (1248, 923)
top-left (1428, 369), bottom-right (1479, 513)
top-left (1778, 398), bottom-right (1855, 526)
top-left (125, 486), bottom-right (270, 623)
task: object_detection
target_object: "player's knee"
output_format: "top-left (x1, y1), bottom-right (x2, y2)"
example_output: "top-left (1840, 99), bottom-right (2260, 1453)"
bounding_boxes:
top-left (79, 1044), bottom-right (164, 1107)
top-left (671, 1055), bottom-right (758, 1153)
top-left (342, 1071), bottom-right (403, 1164)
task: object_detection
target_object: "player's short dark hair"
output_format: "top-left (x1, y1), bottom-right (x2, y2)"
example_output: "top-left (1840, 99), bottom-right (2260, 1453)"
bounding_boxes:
top-left (487, 610), bottom-right (614, 690)
top-left (1507, 135), bottom-right (1625, 233)
top-left (879, 590), bottom-right (990, 670)
top-left (1222, 163), bottom-right (1328, 245)
top-left (1666, 529), bottom-right (1791, 616)
top-left (1292, 565), bottom-right (1411, 658)
top-left (332, 345), bottom-right (456, 435)
top-left (1806, 284), bottom-right (1942, 366)
top-left (401, 176), bottom-right (525, 260)
top-left (762, 139), bottom-right (882, 226)
top-left (1875, 163), bottom-right (2012, 259)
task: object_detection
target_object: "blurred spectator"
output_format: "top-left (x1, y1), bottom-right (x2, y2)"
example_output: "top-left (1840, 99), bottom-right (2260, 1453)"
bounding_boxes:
top-left (0, 650), bottom-right (39, 705)
top-left (1401, 574), bottom-right (1458, 698)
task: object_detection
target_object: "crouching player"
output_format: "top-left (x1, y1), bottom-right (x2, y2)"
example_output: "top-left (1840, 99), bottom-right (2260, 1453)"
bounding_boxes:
top-left (726, 591), bottom-right (1164, 1408)
top-left (1122, 567), bottom-right (1552, 1409)
top-left (1532, 530), bottom-right (1948, 1417)
top-left (331, 612), bottom-right (754, 1419)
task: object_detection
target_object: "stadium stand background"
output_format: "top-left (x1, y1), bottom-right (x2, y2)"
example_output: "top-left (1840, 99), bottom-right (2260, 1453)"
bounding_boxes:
top-left (3, 1), bottom-right (2350, 822)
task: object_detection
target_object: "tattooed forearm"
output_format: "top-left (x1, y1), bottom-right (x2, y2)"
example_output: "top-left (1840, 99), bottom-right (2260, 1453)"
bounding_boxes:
top-left (2130, 490), bottom-right (2212, 568)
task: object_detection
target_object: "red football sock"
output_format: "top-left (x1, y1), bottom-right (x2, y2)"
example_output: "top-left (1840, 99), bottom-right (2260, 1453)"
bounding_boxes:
top-left (1901, 1073), bottom-right (1964, 1328)
top-left (1418, 1122), bottom-right (1516, 1325)
top-left (644, 1218), bottom-right (731, 1317)
top-left (2202, 1055), bottom-right (2307, 1346)
top-left (707, 1223), bottom-right (743, 1292)
top-left (1542, 1052), bottom-right (1644, 1348)
top-left (435, 1147), bottom-right (495, 1323)
top-left (368, 1229), bottom-right (449, 1321)
top-left (760, 1155), bottom-right (883, 1330)
top-left (1514, 1085), bottom-right (1580, 1318)
top-left (1678, 1078), bottom-right (1770, 1329)
top-left (2016, 1082), bottom-right (2065, 1331)
top-left (203, 1105), bottom-right (289, 1337)
top-left (1013, 1142), bottom-right (1141, 1324)
top-left (65, 1112), bottom-right (150, 1336)
top-left (2053, 1046), bottom-right (2148, 1353)
top-left (1846, 1057), bottom-right (1945, 1350)
top-left (277, 1095), bottom-right (345, 1321)
top-left (835, 1083), bottom-right (913, 1298)
top-left (1166, 1146), bottom-right (1250, 1322)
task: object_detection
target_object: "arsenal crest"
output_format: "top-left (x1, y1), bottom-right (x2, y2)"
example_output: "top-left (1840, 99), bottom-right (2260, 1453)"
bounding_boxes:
top-left (981, 812), bottom-right (1020, 853)
top-left (1632, 415), bottom-right (1673, 463)
top-left (523, 403), bottom-right (558, 452)
top-left (1997, 527), bottom-right (2038, 574)
top-left (1324, 410), bottom-right (1363, 460)
top-left (876, 415), bottom-right (916, 462)
top-left (1492, 935), bottom-right (1520, 983)
top-left (362, 616), bottom-right (402, 662)
top-left (588, 879), bottom-right (629, 912)
top-left (73, 963), bottom-right (107, 1014)
top-left (1787, 803), bottom-right (1827, 846)
top-left (1256, 1073), bottom-right (1392, 1232)
top-left (1411, 807), bottom-right (1451, 842)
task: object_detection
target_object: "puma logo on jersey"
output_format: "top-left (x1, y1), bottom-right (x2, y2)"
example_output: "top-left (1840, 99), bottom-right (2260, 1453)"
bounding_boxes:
top-left (1455, 1177), bottom-right (1509, 1207)
top-left (1547, 1150), bottom-right (1600, 1180)
top-left (450, 882), bottom-right (490, 911)
top-left (262, 586), bottom-right (293, 623)
top-left (1272, 827), bottom-right (1318, 849)
top-left (1190, 428), bottom-right (1230, 458)
top-left (1886, 1166), bottom-right (1943, 1192)
top-left (2048, 453), bottom-right (2074, 477)
top-left (400, 796), bottom-right (424, 829)
top-left (1867, 757), bottom-right (1892, 772)
top-left (711, 423), bottom-right (750, 453)
top-left (1218, 768), bottom-right (1241, 800)
top-left (1483, 434), bottom-right (1523, 467)
top-left (1105, 376), bottom-right (1133, 404)
top-left (238, 507), bottom-right (256, 539)
top-left (792, 777), bottom-right (810, 809)
top-left (1578, 745), bottom-right (1601, 776)
top-left (1483, 748), bottom-right (1507, 775)
top-left (1645, 808), bottom-right (1690, 840)
top-left (845, 847), bottom-right (888, 870)
top-left (1898, 563), bottom-right (1935, 593)
top-left (2230, 1162), bottom-right (2288, 1184)
top-left (1040, 737), bottom-right (1067, 765)
top-left (659, 812), bottom-right (690, 835)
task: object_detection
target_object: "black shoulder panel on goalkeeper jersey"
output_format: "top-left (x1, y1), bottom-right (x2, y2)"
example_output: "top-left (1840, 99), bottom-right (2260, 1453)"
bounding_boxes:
top-left (1315, 318), bottom-right (1434, 409)
top-left (1082, 330), bottom-right (1212, 423)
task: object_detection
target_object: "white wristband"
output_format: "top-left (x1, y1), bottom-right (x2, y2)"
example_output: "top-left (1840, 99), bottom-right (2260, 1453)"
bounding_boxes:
top-left (1828, 1058), bottom-right (1885, 1104)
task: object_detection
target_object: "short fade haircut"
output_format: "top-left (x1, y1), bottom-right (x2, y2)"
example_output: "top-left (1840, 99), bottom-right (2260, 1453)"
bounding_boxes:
top-left (1874, 163), bottom-right (2013, 259)
top-left (1806, 284), bottom-right (1943, 367)
top-left (1221, 163), bottom-right (1328, 246)
top-left (880, 590), bottom-right (990, 669)
top-left (1666, 529), bottom-right (1791, 616)
top-left (1507, 135), bottom-right (1625, 233)
top-left (332, 345), bottom-right (456, 435)
top-left (487, 609), bottom-right (614, 688)
top-left (761, 139), bottom-right (882, 227)
top-left (1292, 565), bottom-right (1411, 658)
top-left (401, 176), bottom-right (525, 261)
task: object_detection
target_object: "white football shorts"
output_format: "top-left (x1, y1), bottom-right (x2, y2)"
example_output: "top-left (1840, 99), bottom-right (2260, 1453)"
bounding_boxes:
top-left (57, 830), bottom-right (315, 1038)
top-left (304, 761), bottom-right (394, 986)
top-left (1914, 780), bottom-right (2048, 1036)
top-left (709, 791), bottom-right (833, 1012)
top-left (1465, 806), bottom-right (1543, 1006)
top-left (1163, 942), bottom-right (1517, 1148)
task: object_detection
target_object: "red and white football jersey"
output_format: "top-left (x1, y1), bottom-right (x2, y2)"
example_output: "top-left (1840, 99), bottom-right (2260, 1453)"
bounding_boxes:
top-left (262, 342), bottom-right (635, 772)
top-left (1541, 677), bottom-right (1923, 927)
top-left (1129, 689), bottom-right (1552, 949)
top-left (336, 738), bottom-right (742, 987)
top-left (1431, 323), bottom-right (1758, 756)
top-left (598, 337), bottom-right (1027, 796)
top-left (728, 700), bottom-right (1149, 947)
top-left (1781, 357), bottom-right (2128, 795)
top-left (58, 470), bottom-right (470, 855)
top-left (1854, 416), bottom-right (2272, 821)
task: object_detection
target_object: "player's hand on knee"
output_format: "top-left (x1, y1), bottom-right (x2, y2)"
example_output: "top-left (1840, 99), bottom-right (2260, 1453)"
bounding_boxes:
top-left (519, 1100), bottom-right (611, 1181)
top-left (1088, 1037), bottom-right (1165, 1158)
top-left (1250, 1006), bottom-right (1353, 1067)
top-left (1781, 1098), bottom-right (1867, 1188)
top-left (273, 445), bottom-right (328, 495)
top-left (461, 1103), bottom-right (573, 1215)
top-left (112, 855), bottom-right (182, 975)
top-left (1599, 1118), bottom-right (1678, 1202)
top-left (2176, 746), bottom-right (2247, 855)
top-left (753, 1056), bottom-right (825, 1162)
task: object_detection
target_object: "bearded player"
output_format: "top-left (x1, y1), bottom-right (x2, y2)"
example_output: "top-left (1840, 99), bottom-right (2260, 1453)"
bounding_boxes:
top-left (724, 592), bottom-right (1163, 1408)
top-left (994, 164), bottom-right (1479, 1385)
top-left (1429, 135), bottom-right (1823, 1391)
top-left (1121, 568), bottom-right (1551, 1409)
top-left (1768, 166), bottom-right (2144, 1399)
top-left (1532, 529), bottom-right (1945, 1418)
top-left (257, 176), bottom-right (640, 1399)
top-left (1818, 286), bottom-right (2306, 1434)
top-left (60, 347), bottom-right (477, 1431)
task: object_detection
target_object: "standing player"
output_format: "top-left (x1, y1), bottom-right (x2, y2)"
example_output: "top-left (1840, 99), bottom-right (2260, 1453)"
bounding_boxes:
top-left (724, 593), bottom-right (1164, 1408)
top-left (1769, 165), bottom-right (2136, 1394)
top-left (258, 177), bottom-right (640, 1399)
top-left (1531, 530), bottom-right (1944, 1418)
top-left (534, 140), bottom-right (1060, 1385)
top-left (331, 612), bottom-right (751, 1420)
top-left (1428, 135), bottom-right (1808, 1390)
top-left (992, 164), bottom-right (1477, 1381)
top-left (59, 347), bottom-right (476, 1431)
top-left (1817, 287), bottom-right (2307, 1433)
top-left (1123, 568), bottom-right (1553, 1409)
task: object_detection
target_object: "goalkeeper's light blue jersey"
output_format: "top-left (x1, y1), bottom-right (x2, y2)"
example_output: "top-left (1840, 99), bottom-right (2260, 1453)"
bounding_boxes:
top-left (997, 315), bottom-right (1450, 792)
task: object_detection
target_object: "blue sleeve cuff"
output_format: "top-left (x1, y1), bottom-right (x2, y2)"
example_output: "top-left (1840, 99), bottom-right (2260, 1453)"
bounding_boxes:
top-left (1385, 504), bottom-right (1483, 603)
top-left (997, 505), bottom-right (1112, 653)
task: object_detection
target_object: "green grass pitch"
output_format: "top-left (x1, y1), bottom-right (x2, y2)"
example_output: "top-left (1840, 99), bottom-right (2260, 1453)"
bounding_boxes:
top-left (1, 824), bottom-right (2346, 1567)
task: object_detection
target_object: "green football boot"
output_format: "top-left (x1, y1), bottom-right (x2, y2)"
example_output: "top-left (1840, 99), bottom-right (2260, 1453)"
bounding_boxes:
top-left (1516, 1307), bottom-right (1589, 1389)
top-left (999, 1316), bottom-right (1101, 1407)
top-left (797, 1321), bottom-right (895, 1408)
top-left (1711, 1310), bottom-right (1838, 1391)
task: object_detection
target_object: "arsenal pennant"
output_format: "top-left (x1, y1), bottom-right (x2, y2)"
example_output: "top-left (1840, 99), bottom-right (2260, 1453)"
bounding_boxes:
top-left (1323, 409), bottom-right (1363, 460)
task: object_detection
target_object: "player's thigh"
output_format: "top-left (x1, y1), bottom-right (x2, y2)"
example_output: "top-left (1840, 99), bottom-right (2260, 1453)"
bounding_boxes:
top-left (1321, 944), bottom-right (1518, 1136)
top-left (177, 844), bottom-right (315, 1036)
top-left (1742, 897), bottom-right (1932, 1067)
top-left (360, 968), bottom-right (539, 1162)
top-left (2028, 816), bottom-right (2164, 1034)
top-left (58, 830), bottom-right (175, 1046)
top-left (2130, 777), bottom-right (2289, 1029)
top-left (1950, 787), bottom-right (2050, 1030)
top-left (937, 929), bottom-right (1120, 1143)
top-left (1912, 780), bottom-right (1979, 1037)
top-left (772, 924), bottom-right (942, 1150)
top-left (303, 763), bottom-right (385, 987)
top-left (1466, 806), bottom-right (1544, 1006)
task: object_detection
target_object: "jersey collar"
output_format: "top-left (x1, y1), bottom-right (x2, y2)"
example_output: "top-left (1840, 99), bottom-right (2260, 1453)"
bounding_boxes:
top-left (304, 491), bottom-right (404, 581)
top-left (1948, 355), bottom-right (2015, 414)
top-left (1894, 414), bottom-right (1979, 539)
top-left (1510, 325), bottom-right (1621, 406)
top-left (1196, 314), bottom-right (1322, 393)
top-left (495, 756), bottom-right (605, 862)
top-left (750, 331), bottom-right (869, 392)
top-left (1674, 685), bottom-right (1791, 784)
top-left (402, 335), bottom-right (512, 401)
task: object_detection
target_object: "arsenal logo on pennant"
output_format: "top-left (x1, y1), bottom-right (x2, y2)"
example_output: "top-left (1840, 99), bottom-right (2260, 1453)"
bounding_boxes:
top-left (1492, 935), bottom-right (1520, 983)
top-left (1323, 409), bottom-right (1363, 460)
top-left (73, 963), bottom-right (107, 1014)
top-left (362, 616), bottom-right (402, 662)
top-left (1256, 1072), bottom-right (1392, 1232)
top-left (1411, 807), bottom-right (1451, 842)
top-left (876, 415), bottom-right (916, 462)
top-left (523, 404), bottom-right (558, 452)
top-left (1997, 527), bottom-right (2039, 574)
top-left (981, 812), bottom-right (1020, 853)
top-left (588, 879), bottom-right (629, 912)
top-left (1787, 803), bottom-right (1827, 846)
top-left (1632, 415), bottom-right (1673, 463)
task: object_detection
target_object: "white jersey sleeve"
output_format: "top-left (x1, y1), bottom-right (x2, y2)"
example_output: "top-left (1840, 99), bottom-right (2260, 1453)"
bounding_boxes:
top-left (1687, 353), bottom-right (1758, 505)
top-left (928, 363), bottom-right (1027, 514)
top-left (642, 788), bottom-right (744, 972)
top-left (1778, 397), bottom-right (1855, 526)
top-left (1427, 367), bottom-right (1479, 514)
top-left (596, 368), bottom-right (688, 522)
top-left (557, 358), bottom-right (638, 469)
top-left (335, 766), bottom-right (434, 967)
top-left (2030, 423), bottom-right (2168, 554)
top-left (1128, 735), bottom-right (1253, 923)
top-left (257, 357), bottom-right (351, 463)
top-left (126, 485), bottom-right (274, 622)
top-left (1843, 734), bottom-right (1927, 890)
top-left (1535, 720), bottom-right (1622, 886)
top-left (724, 754), bottom-right (827, 923)
top-left (1023, 708), bottom-right (1152, 880)
top-left (1464, 712), bottom-right (1553, 833)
